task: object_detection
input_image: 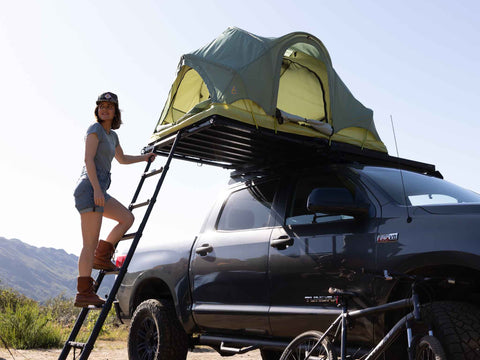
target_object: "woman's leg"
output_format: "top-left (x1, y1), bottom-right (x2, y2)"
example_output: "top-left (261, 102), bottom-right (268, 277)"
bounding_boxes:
top-left (103, 197), bottom-right (135, 246)
top-left (78, 211), bottom-right (103, 276)
top-left (75, 211), bottom-right (105, 307)
top-left (92, 197), bottom-right (134, 271)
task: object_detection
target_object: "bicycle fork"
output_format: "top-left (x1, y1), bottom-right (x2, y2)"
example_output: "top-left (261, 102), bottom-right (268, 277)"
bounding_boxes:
top-left (405, 290), bottom-right (421, 360)
top-left (406, 285), bottom-right (434, 360)
top-left (340, 303), bottom-right (348, 360)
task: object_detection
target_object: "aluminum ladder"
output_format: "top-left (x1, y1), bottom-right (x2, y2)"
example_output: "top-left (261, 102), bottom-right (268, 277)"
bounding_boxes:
top-left (58, 132), bottom-right (182, 360)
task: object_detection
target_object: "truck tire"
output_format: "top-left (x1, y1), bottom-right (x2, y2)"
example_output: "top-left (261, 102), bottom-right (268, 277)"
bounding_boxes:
top-left (128, 299), bottom-right (188, 360)
top-left (426, 301), bottom-right (480, 360)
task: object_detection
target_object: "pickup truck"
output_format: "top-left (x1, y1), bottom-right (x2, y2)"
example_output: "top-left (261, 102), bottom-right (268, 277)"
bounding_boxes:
top-left (116, 161), bottom-right (480, 360)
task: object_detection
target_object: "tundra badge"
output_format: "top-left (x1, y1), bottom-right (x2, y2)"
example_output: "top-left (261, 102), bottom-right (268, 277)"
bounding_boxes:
top-left (376, 233), bottom-right (399, 243)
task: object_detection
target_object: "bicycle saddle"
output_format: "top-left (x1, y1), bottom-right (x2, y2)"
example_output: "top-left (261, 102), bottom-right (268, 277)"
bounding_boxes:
top-left (328, 287), bottom-right (358, 297)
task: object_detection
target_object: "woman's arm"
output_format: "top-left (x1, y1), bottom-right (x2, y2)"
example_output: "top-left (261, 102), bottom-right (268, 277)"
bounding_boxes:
top-left (115, 144), bottom-right (155, 164)
top-left (84, 133), bottom-right (105, 207)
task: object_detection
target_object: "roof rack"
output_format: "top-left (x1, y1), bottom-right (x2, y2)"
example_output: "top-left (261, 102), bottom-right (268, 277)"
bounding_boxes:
top-left (146, 115), bottom-right (441, 178)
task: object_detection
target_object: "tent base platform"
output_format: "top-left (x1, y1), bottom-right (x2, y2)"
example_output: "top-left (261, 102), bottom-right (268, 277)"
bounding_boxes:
top-left (146, 115), bottom-right (440, 177)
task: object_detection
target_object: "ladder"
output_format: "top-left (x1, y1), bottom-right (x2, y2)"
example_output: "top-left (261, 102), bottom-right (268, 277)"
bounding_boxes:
top-left (58, 132), bottom-right (182, 360)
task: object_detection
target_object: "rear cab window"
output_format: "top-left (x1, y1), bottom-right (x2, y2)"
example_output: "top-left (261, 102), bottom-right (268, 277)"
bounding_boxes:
top-left (217, 179), bottom-right (278, 231)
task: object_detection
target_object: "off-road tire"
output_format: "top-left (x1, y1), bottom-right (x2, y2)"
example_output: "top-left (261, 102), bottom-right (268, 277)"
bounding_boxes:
top-left (128, 299), bottom-right (188, 360)
top-left (280, 330), bottom-right (335, 360)
top-left (415, 335), bottom-right (447, 360)
top-left (425, 301), bottom-right (480, 360)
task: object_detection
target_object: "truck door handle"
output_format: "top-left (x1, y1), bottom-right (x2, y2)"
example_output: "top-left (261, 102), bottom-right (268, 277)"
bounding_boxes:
top-left (271, 235), bottom-right (294, 250)
top-left (195, 244), bottom-right (213, 256)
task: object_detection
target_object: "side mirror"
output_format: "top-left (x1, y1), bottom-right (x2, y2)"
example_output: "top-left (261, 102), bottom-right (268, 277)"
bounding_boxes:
top-left (307, 188), bottom-right (369, 217)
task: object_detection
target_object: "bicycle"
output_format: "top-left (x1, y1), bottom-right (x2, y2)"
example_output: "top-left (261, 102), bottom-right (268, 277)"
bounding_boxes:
top-left (279, 270), bottom-right (448, 360)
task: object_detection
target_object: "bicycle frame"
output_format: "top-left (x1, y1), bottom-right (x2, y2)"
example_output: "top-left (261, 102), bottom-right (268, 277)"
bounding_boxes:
top-left (304, 294), bottom-right (424, 360)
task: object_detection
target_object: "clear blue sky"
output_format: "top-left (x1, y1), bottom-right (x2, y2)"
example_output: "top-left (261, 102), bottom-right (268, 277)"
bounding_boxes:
top-left (1, 0), bottom-right (479, 255)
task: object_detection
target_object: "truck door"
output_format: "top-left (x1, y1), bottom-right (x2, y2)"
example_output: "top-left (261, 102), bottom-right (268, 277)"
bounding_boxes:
top-left (190, 179), bottom-right (278, 335)
top-left (268, 168), bottom-right (378, 341)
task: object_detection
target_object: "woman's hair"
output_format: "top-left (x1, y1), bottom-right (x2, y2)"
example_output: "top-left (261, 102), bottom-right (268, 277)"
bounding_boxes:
top-left (94, 105), bottom-right (122, 129)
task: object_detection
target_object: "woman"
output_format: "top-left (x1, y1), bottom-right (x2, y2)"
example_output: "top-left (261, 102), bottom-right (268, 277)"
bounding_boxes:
top-left (73, 92), bottom-right (155, 307)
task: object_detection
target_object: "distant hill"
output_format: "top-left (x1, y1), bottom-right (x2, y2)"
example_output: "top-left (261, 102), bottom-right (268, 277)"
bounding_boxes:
top-left (0, 237), bottom-right (114, 302)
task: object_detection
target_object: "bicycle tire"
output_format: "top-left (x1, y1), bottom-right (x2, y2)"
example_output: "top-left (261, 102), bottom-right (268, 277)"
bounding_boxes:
top-left (415, 335), bottom-right (447, 360)
top-left (280, 330), bottom-right (336, 360)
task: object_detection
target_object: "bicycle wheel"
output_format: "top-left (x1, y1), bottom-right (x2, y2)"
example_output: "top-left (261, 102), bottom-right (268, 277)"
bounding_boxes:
top-left (415, 336), bottom-right (447, 360)
top-left (280, 330), bottom-right (336, 360)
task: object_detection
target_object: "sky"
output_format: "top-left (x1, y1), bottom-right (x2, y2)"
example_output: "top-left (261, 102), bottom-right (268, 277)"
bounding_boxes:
top-left (0, 0), bottom-right (479, 256)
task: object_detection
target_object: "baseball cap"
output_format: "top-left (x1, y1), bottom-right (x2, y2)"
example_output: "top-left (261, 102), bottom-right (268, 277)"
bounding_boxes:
top-left (96, 92), bottom-right (118, 105)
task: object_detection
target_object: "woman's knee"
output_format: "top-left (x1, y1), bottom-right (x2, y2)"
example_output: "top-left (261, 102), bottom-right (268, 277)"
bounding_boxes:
top-left (104, 198), bottom-right (134, 227)
top-left (125, 211), bottom-right (135, 228)
top-left (118, 210), bottom-right (134, 229)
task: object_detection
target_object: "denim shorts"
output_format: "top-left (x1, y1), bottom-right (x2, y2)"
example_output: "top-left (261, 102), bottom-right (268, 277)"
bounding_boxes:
top-left (74, 172), bottom-right (112, 214)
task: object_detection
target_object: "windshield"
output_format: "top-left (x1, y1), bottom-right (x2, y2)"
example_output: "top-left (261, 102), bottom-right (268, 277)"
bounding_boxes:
top-left (359, 167), bottom-right (480, 206)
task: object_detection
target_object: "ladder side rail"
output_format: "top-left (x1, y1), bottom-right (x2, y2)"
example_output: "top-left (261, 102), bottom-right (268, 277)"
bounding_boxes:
top-left (58, 252), bottom-right (109, 359)
top-left (57, 307), bottom-right (90, 360)
top-left (129, 155), bottom-right (154, 206)
top-left (78, 131), bottom-right (183, 360)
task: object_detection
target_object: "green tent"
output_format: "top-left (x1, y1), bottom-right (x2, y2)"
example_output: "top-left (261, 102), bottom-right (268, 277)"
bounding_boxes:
top-left (151, 27), bottom-right (386, 153)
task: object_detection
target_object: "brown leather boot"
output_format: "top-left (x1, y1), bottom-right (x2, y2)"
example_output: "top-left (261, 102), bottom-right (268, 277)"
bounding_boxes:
top-left (74, 276), bottom-right (105, 307)
top-left (93, 240), bottom-right (118, 271)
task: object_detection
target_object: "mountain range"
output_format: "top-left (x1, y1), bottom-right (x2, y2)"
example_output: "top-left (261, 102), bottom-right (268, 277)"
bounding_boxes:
top-left (0, 237), bottom-right (114, 302)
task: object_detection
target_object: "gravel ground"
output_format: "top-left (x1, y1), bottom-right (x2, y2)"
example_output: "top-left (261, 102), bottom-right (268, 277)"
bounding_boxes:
top-left (0, 340), bottom-right (263, 360)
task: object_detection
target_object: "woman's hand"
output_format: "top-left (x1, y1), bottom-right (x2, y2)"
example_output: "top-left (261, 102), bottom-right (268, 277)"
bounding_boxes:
top-left (93, 187), bottom-right (105, 207)
top-left (144, 153), bottom-right (157, 162)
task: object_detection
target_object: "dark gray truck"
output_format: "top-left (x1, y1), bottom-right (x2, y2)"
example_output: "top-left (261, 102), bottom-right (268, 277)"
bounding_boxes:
top-left (115, 118), bottom-right (480, 360)
top-left (116, 163), bottom-right (480, 359)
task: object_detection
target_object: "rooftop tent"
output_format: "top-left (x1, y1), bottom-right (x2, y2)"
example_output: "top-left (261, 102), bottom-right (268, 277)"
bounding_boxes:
top-left (151, 27), bottom-right (387, 155)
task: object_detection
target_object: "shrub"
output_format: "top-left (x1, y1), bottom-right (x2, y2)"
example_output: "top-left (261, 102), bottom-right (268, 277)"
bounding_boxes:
top-left (0, 287), bottom-right (34, 311)
top-left (0, 288), bottom-right (127, 349)
top-left (44, 293), bottom-right (81, 326)
top-left (0, 301), bottom-right (63, 349)
top-left (43, 294), bottom-right (127, 342)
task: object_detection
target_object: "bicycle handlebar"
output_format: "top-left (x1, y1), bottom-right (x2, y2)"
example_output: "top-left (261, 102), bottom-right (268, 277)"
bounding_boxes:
top-left (360, 268), bottom-right (456, 286)
top-left (361, 268), bottom-right (431, 281)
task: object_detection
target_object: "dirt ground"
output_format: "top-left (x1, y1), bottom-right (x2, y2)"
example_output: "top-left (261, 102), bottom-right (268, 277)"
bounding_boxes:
top-left (0, 340), bottom-right (263, 360)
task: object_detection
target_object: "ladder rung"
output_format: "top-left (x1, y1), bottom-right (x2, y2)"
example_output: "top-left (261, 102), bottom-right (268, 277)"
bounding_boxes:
top-left (101, 268), bottom-right (119, 275)
top-left (144, 167), bottom-right (163, 179)
top-left (68, 341), bottom-right (86, 349)
top-left (129, 199), bottom-right (150, 210)
top-left (121, 232), bottom-right (137, 240)
top-left (87, 305), bottom-right (104, 310)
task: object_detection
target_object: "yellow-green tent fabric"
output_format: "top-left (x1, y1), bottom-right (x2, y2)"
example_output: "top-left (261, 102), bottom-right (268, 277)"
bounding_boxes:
top-left (151, 27), bottom-right (387, 153)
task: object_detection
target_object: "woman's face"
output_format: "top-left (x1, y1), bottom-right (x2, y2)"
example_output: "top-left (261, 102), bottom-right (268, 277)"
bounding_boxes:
top-left (98, 102), bottom-right (116, 122)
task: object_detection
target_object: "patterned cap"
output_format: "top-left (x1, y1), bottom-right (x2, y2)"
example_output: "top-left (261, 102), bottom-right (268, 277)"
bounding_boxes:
top-left (96, 92), bottom-right (118, 105)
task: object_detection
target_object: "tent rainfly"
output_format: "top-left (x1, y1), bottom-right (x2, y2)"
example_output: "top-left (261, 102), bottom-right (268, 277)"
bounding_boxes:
top-left (151, 27), bottom-right (387, 153)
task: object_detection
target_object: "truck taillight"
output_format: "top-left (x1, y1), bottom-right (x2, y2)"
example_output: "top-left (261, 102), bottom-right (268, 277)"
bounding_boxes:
top-left (116, 255), bottom-right (126, 268)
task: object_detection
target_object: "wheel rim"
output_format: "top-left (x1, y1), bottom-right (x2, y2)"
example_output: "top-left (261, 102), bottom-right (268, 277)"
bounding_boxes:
top-left (286, 337), bottom-right (329, 360)
top-left (136, 317), bottom-right (159, 360)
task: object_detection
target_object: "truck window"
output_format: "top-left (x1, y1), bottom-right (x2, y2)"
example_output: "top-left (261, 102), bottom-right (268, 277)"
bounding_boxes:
top-left (217, 181), bottom-right (277, 231)
top-left (360, 167), bottom-right (480, 206)
top-left (286, 173), bottom-right (356, 225)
